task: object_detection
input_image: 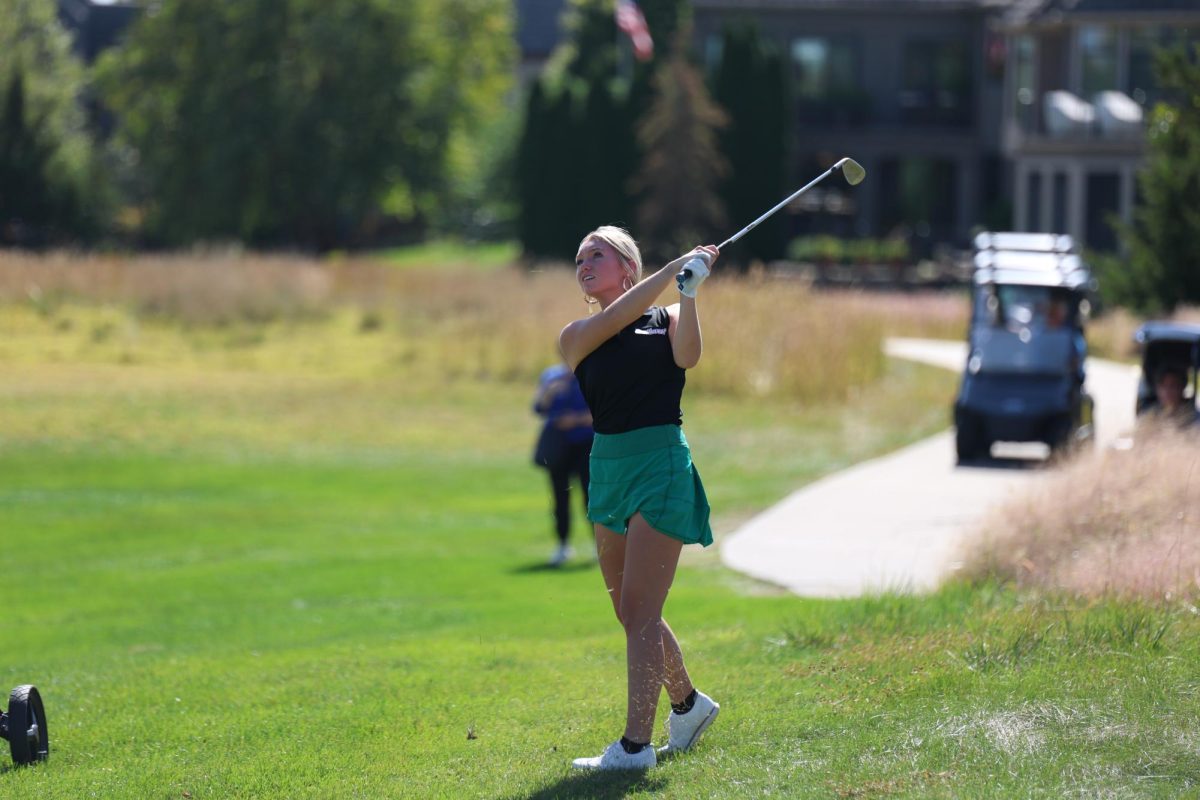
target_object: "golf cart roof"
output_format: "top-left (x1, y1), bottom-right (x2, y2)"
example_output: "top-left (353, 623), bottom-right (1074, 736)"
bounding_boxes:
top-left (1135, 321), bottom-right (1200, 347)
top-left (972, 231), bottom-right (1092, 291)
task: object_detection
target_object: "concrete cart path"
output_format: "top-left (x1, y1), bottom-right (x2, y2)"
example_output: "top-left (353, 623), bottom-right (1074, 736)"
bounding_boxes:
top-left (719, 338), bottom-right (1140, 597)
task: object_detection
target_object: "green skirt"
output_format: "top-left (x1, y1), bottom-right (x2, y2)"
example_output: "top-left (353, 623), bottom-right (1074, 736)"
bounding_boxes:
top-left (587, 424), bottom-right (713, 547)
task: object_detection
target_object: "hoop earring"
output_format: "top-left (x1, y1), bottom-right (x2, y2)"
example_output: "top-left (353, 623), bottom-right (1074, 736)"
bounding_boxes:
top-left (621, 277), bottom-right (633, 292)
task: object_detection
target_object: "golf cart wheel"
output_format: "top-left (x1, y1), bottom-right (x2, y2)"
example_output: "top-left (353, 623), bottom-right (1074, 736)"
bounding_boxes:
top-left (1045, 416), bottom-right (1075, 454)
top-left (7, 685), bottom-right (48, 766)
top-left (955, 421), bottom-right (985, 463)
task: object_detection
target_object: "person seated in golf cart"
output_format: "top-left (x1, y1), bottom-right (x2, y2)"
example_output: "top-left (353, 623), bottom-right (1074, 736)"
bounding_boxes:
top-left (1133, 321), bottom-right (1200, 433)
top-left (1141, 363), bottom-right (1199, 430)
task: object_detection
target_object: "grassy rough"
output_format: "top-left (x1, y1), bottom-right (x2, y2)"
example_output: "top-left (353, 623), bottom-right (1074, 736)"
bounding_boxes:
top-left (961, 429), bottom-right (1200, 600)
top-left (2, 255), bottom-right (1197, 798)
top-left (0, 248), bottom-right (967, 402)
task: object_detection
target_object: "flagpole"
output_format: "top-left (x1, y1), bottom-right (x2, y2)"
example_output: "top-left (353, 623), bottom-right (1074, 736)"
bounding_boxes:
top-left (615, 0), bottom-right (631, 85)
top-left (615, 0), bottom-right (652, 84)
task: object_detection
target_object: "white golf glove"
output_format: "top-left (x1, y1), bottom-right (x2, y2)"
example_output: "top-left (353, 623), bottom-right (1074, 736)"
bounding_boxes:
top-left (676, 252), bottom-right (712, 298)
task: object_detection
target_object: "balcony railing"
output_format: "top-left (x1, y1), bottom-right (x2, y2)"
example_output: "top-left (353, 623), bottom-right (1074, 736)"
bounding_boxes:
top-left (1014, 89), bottom-right (1145, 143)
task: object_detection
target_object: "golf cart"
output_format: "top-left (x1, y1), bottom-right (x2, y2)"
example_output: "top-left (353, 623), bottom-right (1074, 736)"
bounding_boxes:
top-left (1, 685), bottom-right (48, 766)
top-left (1134, 321), bottom-right (1200, 422)
top-left (954, 232), bottom-right (1095, 462)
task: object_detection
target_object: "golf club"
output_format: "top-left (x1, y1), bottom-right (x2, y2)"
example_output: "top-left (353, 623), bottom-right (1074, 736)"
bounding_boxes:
top-left (676, 157), bottom-right (867, 287)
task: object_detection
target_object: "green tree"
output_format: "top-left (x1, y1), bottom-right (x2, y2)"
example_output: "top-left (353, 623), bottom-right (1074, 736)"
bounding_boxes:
top-left (0, 70), bottom-right (55, 233)
top-left (97, 0), bottom-right (513, 249)
top-left (516, 81), bottom-right (582, 257)
top-left (429, 0), bottom-right (519, 239)
top-left (634, 26), bottom-right (728, 261)
top-left (1104, 43), bottom-right (1200, 312)
top-left (711, 21), bottom-right (788, 266)
top-left (518, 0), bottom-right (641, 258)
top-left (0, 0), bottom-right (104, 242)
top-left (516, 0), bottom-right (689, 260)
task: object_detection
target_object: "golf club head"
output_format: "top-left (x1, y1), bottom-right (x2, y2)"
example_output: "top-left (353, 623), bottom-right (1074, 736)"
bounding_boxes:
top-left (834, 157), bottom-right (866, 186)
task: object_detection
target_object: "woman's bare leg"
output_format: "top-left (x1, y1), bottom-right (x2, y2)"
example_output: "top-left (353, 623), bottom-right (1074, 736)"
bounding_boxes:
top-left (619, 513), bottom-right (683, 744)
top-left (595, 522), bottom-right (694, 724)
top-left (595, 524), bottom-right (626, 618)
top-left (659, 618), bottom-right (694, 705)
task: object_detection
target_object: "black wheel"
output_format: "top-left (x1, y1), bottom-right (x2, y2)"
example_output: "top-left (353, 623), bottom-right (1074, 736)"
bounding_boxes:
top-left (7, 685), bottom-right (48, 766)
top-left (955, 416), bottom-right (986, 462)
top-left (1045, 415), bottom-right (1075, 454)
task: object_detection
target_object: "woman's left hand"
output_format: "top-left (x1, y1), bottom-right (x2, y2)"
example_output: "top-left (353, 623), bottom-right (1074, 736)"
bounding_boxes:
top-left (676, 245), bottom-right (719, 298)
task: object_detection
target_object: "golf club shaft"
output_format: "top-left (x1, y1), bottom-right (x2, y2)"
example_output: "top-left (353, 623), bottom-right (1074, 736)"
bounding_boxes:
top-left (718, 165), bottom-right (837, 250)
top-left (678, 164), bottom-right (841, 284)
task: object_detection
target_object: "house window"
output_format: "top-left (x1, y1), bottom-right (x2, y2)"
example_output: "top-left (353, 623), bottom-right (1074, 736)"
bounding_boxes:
top-left (1086, 172), bottom-right (1120, 251)
top-left (1078, 26), bottom-right (1119, 98)
top-left (1027, 171), bottom-right (1042, 232)
top-left (705, 34), bottom-right (723, 74)
top-left (900, 39), bottom-right (972, 126)
top-left (877, 157), bottom-right (958, 241)
top-left (1052, 172), bottom-right (1068, 233)
top-left (1127, 26), bottom-right (1186, 106)
top-left (790, 36), bottom-right (866, 124)
top-left (1012, 35), bottom-right (1036, 130)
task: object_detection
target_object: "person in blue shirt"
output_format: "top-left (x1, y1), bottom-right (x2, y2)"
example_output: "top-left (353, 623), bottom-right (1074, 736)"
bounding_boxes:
top-left (532, 363), bottom-right (594, 566)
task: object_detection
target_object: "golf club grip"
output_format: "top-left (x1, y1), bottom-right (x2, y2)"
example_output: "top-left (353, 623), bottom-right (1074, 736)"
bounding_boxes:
top-left (675, 256), bottom-right (707, 288)
top-left (677, 232), bottom-right (739, 283)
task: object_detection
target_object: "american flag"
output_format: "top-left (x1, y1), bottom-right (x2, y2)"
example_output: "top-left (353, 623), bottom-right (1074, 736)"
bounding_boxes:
top-left (615, 0), bottom-right (653, 62)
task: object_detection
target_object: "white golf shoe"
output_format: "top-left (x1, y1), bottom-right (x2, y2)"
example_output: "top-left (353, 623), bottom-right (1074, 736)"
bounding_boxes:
top-left (658, 690), bottom-right (719, 755)
top-left (571, 740), bottom-right (656, 770)
top-left (550, 544), bottom-right (573, 567)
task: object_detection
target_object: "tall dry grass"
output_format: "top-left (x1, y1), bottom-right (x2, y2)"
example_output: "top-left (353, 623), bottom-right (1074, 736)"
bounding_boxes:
top-left (1, 249), bottom-right (968, 400)
top-left (1087, 306), bottom-right (1200, 362)
top-left (1, 248), bottom-right (332, 324)
top-left (961, 429), bottom-right (1200, 599)
top-left (1086, 307), bottom-right (1144, 362)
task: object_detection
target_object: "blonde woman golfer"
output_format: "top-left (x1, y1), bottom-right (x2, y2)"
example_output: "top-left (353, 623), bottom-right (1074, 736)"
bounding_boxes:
top-left (560, 226), bottom-right (720, 770)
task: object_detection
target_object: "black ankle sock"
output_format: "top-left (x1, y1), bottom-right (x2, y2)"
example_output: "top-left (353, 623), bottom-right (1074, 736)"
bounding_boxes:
top-left (619, 736), bottom-right (649, 754)
top-left (672, 689), bottom-right (698, 715)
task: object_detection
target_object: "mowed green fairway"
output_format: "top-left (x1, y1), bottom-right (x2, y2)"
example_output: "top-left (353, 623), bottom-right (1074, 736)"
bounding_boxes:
top-left (3, 340), bottom-right (1200, 797)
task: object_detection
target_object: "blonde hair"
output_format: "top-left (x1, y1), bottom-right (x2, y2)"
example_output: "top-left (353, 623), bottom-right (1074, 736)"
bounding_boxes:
top-left (580, 225), bottom-right (643, 285)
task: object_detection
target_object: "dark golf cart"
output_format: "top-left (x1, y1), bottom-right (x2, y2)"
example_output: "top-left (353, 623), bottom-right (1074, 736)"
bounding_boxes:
top-left (954, 232), bottom-right (1095, 462)
top-left (1134, 321), bottom-right (1200, 423)
top-left (1, 684), bottom-right (48, 766)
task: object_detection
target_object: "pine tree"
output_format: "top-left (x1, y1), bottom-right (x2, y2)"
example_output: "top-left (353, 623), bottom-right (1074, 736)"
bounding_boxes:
top-left (711, 22), bottom-right (789, 267)
top-left (0, 69), bottom-right (58, 237)
top-left (516, 81), bottom-right (550, 256)
top-left (1108, 43), bottom-right (1200, 312)
top-left (514, 0), bottom-right (689, 260)
top-left (633, 26), bottom-right (728, 262)
top-left (0, 0), bottom-right (102, 244)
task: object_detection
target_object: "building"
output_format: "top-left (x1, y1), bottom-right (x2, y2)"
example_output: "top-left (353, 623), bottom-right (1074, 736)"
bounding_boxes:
top-left (999, 0), bottom-right (1200, 250)
top-left (516, 0), bottom-right (569, 82)
top-left (693, 0), bottom-right (1013, 251)
top-left (692, 0), bottom-right (1200, 252)
top-left (53, 0), bottom-right (1200, 253)
top-left (57, 0), bottom-right (140, 64)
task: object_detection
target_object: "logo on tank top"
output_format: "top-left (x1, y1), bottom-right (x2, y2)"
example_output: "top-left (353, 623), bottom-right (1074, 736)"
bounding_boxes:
top-left (634, 327), bottom-right (667, 335)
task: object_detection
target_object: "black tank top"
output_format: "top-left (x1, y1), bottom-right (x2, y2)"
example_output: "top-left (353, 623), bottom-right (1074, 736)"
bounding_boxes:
top-left (574, 306), bottom-right (685, 434)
